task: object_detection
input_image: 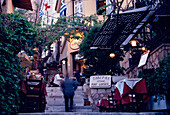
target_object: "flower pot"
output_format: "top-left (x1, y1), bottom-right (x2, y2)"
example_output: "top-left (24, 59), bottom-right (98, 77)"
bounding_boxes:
top-left (148, 95), bottom-right (168, 111)
top-left (84, 99), bottom-right (90, 106)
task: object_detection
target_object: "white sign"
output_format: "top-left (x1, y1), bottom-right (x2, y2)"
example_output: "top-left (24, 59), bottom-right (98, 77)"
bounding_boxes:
top-left (90, 75), bottom-right (111, 88)
top-left (138, 51), bottom-right (150, 68)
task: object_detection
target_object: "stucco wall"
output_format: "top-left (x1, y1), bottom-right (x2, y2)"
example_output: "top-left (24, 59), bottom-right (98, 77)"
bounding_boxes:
top-left (2, 0), bottom-right (14, 14)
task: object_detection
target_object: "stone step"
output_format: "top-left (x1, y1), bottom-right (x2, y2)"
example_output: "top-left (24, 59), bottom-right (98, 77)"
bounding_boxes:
top-left (74, 92), bottom-right (84, 95)
top-left (45, 86), bottom-right (90, 112)
top-left (46, 87), bottom-right (83, 95)
top-left (73, 106), bottom-right (92, 112)
top-left (45, 105), bottom-right (92, 112)
top-left (46, 99), bottom-right (84, 107)
top-left (18, 112), bottom-right (169, 115)
top-left (46, 97), bottom-right (65, 106)
top-left (46, 86), bottom-right (83, 91)
top-left (45, 105), bottom-right (65, 112)
top-left (46, 87), bottom-right (62, 92)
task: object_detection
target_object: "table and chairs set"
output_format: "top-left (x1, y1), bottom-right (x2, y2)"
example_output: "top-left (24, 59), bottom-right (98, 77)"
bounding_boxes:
top-left (19, 78), bottom-right (47, 112)
top-left (97, 78), bottom-right (150, 112)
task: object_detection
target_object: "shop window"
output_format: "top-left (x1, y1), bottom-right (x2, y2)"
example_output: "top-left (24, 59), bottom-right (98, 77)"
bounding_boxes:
top-left (96, 0), bottom-right (106, 15)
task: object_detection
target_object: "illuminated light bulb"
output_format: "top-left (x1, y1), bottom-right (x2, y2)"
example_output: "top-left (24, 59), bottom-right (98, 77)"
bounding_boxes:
top-left (141, 47), bottom-right (146, 51)
top-left (129, 40), bottom-right (138, 47)
top-left (109, 53), bottom-right (115, 58)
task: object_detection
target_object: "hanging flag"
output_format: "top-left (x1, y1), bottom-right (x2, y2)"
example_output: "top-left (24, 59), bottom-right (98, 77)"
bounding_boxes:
top-left (39, 0), bottom-right (51, 23)
top-left (39, 9), bottom-right (44, 21)
top-left (39, 0), bottom-right (45, 21)
top-left (43, 3), bottom-right (51, 11)
top-left (60, 0), bottom-right (67, 16)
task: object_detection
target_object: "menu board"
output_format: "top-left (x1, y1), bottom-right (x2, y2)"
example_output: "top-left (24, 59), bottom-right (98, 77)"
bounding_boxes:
top-left (90, 75), bottom-right (111, 88)
top-left (138, 52), bottom-right (150, 68)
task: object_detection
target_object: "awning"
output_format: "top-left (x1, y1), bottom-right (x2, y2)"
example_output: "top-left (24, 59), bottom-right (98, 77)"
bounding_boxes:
top-left (17, 51), bottom-right (32, 67)
top-left (90, 6), bottom-right (151, 49)
top-left (12, 0), bottom-right (33, 11)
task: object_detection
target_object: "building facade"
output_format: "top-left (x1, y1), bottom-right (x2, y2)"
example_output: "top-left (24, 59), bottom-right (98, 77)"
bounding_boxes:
top-left (59, 0), bottom-right (108, 77)
top-left (59, 0), bottom-right (153, 77)
top-left (90, 0), bottom-right (170, 78)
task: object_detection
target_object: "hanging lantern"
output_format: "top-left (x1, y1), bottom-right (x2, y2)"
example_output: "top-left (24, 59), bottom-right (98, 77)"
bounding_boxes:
top-left (109, 53), bottom-right (115, 58)
top-left (129, 40), bottom-right (138, 47)
top-left (141, 46), bottom-right (146, 51)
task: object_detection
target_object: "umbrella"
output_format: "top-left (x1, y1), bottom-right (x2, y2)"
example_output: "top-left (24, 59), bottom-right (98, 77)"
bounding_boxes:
top-left (17, 51), bottom-right (32, 67)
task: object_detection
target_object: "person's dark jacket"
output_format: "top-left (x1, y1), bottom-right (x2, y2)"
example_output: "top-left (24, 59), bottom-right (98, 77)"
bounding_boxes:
top-left (74, 71), bottom-right (80, 82)
top-left (61, 77), bottom-right (77, 96)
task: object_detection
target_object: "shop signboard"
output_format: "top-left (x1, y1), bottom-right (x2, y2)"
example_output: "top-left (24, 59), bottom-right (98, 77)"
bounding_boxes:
top-left (138, 51), bottom-right (150, 68)
top-left (90, 75), bottom-right (111, 88)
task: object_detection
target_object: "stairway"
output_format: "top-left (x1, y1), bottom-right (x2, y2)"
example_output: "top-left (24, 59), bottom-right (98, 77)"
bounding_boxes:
top-left (45, 86), bottom-right (92, 112)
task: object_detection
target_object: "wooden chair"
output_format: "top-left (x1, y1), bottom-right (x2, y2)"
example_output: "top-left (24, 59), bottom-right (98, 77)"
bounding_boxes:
top-left (23, 78), bottom-right (45, 112)
top-left (135, 93), bottom-right (148, 111)
top-left (126, 93), bottom-right (148, 112)
top-left (107, 91), bottom-right (122, 112)
top-left (107, 95), bottom-right (117, 112)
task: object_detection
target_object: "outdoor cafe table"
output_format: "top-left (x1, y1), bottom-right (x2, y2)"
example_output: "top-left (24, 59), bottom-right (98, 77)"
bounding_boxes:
top-left (113, 78), bottom-right (149, 105)
top-left (96, 99), bottom-right (109, 112)
top-left (20, 80), bottom-right (47, 96)
top-left (20, 80), bottom-right (47, 111)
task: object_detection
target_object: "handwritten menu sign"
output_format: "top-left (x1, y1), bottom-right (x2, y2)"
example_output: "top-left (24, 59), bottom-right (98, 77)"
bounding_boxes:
top-left (90, 75), bottom-right (111, 88)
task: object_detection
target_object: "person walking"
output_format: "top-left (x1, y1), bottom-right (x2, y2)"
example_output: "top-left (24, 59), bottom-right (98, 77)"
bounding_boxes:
top-left (61, 74), bottom-right (77, 112)
top-left (73, 70), bottom-right (80, 83)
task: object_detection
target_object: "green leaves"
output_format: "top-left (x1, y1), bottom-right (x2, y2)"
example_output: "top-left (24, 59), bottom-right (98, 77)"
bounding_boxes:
top-left (79, 25), bottom-right (125, 77)
top-left (138, 55), bottom-right (170, 97)
top-left (0, 13), bottom-right (35, 114)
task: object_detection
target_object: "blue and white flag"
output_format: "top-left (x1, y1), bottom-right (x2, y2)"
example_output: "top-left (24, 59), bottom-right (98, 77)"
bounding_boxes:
top-left (60, 0), bottom-right (67, 16)
top-left (39, 9), bottom-right (44, 21)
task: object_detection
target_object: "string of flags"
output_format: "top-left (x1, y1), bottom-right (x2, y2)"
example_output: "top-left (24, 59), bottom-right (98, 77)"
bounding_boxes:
top-left (39, 0), bottom-right (67, 21)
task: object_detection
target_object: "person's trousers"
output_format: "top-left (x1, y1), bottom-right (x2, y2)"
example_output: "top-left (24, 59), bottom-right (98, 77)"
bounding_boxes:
top-left (64, 95), bottom-right (74, 112)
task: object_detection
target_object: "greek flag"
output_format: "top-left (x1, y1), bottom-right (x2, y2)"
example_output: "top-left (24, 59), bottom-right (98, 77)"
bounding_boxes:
top-left (60, 0), bottom-right (67, 16)
top-left (39, 9), bottom-right (44, 20)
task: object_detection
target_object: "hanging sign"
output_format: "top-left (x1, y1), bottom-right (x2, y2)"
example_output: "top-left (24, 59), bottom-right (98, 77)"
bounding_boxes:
top-left (138, 51), bottom-right (150, 68)
top-left (90, 75), bottom-right (111, 88)
top-left (70, 39), bottom-right (82, 50)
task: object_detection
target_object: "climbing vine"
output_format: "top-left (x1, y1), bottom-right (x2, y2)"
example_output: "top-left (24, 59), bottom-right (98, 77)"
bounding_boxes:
top-left (0, 13), bottom-right (36, 114)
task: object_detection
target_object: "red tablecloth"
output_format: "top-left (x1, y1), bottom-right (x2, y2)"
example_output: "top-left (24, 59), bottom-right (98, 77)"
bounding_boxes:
top-left (96, 99), bottom-right (109, 108)
top-left (20, 80), bottom-right (47, 96)
top-left (113, 78), bottom-right (149, 104)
